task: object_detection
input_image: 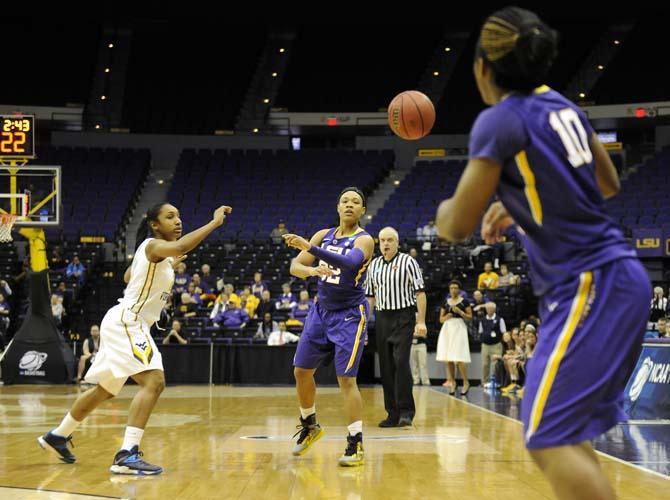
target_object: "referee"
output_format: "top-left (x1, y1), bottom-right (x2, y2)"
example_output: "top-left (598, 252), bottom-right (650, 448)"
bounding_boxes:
top-left (366, 227), bottom-right (427, 427)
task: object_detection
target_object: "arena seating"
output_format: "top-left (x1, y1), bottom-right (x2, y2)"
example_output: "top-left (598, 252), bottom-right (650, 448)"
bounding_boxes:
top-left (605, 146), bottom-right (670, 230)
top-left (36, 146), bottom-right (150, 241)
top-left (168, 148), bottom-right (393, 241)
top-left (367, 159), bottom-right (466, 238)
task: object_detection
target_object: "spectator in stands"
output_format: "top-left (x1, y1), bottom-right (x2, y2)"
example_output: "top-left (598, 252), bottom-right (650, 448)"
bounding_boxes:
top-left (11, 257), bottom-right (30, 295)
top-left (200, 264), bottom-right (218, 293)
top-left (477, 261), bottom-right (499, 290)
top-left (417, 220), bottom-right (438, 242)
top-left (0, 293), bottom-right (10, 343)
top-left (656, 317), bottom-right (667, 335)
top-left (526, 314), bottom-right (541, 328)
top-left (210, 293), bottom-right (229, 320)
top-left (490, 330), bottom-right (515, 388)
top-left (511, 325), bottom-right (523, 347)
top-left (251, 272), bottom-right (269, 297)
top-left (408, 248), bottom-right (424, 270)
top-left (516, 328), bottom-right (537, 397)
top-left (66, 255), bottom-right (86, 285)
top-left (436, 280), bottom-right (473, 395)
top-left (514, 324), bottom-right (538, 398)
top-left (177, 292), bottom-right (198, 318)
top-left (186, 282), bottom-right (203, 306)
top-left (267, 320), bottom-right (300, 346)
top-left (649, 286), bottom-right (668, 329)
top-left (162, 320), bottom-right (188, 345)
top-left (49, 246), bottom-right (66, 271)
top-left (224, 283), bottom-right (241, 308)
top-left (270, 221), bottom-right (289, 244)
top-left (523, 328), bottom-right (537, 359)
top-left (51, 294), bottom-right (65, 329)
top-left (290, 290), bottom-right (313, 325)
top-left (255, 312), bottom-right (278, 341)
top-left (173, 262), bottom-right (190, 297)
top-left (213, 300), bottom-right (249, 331)
top-left (1, 279), bottom-right (12, 297)
top-left (502, 325), bottom-right (532, 394)
top-left (471, 290), bottom-right (488, 331)
top-left (479, 302), bottom-right (506, 388)
top-left (472, 290), bottom-right (488, 309)
top-left (192, 272), bottom-right (216, 304)
top-left (663, 318), bottom-right (670, 338)
top-left (497, 263), bottom-right (520, 289)
top-left (256, 289), bottom-right (275, 319)
top-left (75, 324), bottom-right (100, 383)
top-left (465, 237), bottom-right (489, 269)
top-left (240, 287), bottom-right (259, 316)
top-left (275, 283), bottom-right (297, 312)
top-left (54, 281), bottom-right (67, 298)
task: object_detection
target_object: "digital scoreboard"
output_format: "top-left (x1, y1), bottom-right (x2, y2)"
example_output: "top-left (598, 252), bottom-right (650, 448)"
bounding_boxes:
top-left (0, 115), bottom-right (35, 158)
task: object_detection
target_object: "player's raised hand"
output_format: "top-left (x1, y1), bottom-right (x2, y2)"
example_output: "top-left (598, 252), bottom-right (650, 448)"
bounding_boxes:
top-left (310, 264), bottom-right (334, 279)
top-left (212, 206), bottom-right (233, 226)
top-left (481, 201), bottom-right (515, 244)
top-left (282, 234), bottom-right (311, 251)
top-left (171, 254), bottom-right (188, 270)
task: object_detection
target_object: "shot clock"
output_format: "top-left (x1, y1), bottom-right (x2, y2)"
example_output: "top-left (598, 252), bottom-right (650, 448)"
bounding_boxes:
top-left (0, 115), bottom-right (35, 158)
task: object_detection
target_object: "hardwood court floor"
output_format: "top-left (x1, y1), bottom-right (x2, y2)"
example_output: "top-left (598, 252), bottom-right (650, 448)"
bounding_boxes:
top-left (0, 385), bottom-right (668, 499)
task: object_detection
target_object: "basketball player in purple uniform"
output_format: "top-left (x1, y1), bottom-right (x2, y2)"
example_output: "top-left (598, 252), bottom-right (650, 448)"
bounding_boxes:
top-left (283, 187), bottom-right (374, 467)
top-left (436, 7), bottom-right (651, 499)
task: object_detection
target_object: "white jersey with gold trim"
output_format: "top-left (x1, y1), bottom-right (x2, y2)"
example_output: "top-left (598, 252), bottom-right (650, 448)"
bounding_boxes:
top-left (118, 238), bottom-right (175, 325)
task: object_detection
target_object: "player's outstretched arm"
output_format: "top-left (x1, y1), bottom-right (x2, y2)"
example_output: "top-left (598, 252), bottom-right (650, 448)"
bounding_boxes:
top-left (146, 206), bottom-right (232, 262)
top-left (289, 233), bottom-right (373, 272)
top-left (286, 229), bottom-right (334, 280)
top-left (436, 157), bottom-right (502, 242)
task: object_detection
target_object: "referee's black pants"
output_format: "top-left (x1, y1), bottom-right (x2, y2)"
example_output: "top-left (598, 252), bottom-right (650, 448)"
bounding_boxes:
top-left (376, 307), bottom-right (416, 421)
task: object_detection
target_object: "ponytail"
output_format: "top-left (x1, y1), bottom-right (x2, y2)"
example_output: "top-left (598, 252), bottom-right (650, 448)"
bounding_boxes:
top-left (134, 202), bottom-right (168, 252)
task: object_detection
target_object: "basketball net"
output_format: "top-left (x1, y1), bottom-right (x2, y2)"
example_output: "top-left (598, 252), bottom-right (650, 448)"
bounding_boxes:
top-left (0, 213), bottom-right (17, 243)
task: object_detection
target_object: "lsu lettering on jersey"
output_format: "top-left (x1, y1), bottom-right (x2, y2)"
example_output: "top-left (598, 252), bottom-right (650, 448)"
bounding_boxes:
top-left (316, 227), bottom-right (371, 310)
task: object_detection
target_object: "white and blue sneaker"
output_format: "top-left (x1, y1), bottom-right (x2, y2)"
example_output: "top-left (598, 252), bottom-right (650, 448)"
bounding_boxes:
top-left (37, 432), bottom-right (76, 464)
top-left (110, 446), bottom-right (163, 475)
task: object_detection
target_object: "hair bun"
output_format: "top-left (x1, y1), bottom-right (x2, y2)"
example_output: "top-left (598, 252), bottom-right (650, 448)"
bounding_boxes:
top-left (515, 24), bottom-right (557, 78)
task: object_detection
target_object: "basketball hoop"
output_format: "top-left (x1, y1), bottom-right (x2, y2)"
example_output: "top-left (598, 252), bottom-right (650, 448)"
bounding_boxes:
top-left (0, 213), bottom-right (17, 243)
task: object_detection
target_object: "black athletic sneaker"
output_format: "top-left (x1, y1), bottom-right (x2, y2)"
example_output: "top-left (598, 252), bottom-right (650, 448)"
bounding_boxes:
top-left (338, 432), bottom-right (364, 467)
top-left (37, 432), bottom-right (76, 464)
top-left (109, 446), bottom-right (163, 475)
top-left (292, 414), bottom-right (324, 456)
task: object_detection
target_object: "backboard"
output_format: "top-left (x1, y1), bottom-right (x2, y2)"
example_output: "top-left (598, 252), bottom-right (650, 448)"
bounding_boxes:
top-left (0, 165), bottom-right (61, 226)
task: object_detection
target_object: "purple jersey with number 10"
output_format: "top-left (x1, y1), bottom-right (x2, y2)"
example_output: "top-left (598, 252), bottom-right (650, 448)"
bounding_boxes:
top-left (469, 85), bottom-right (651, 450)
top-left (469, 86), bottom-right (636, 296)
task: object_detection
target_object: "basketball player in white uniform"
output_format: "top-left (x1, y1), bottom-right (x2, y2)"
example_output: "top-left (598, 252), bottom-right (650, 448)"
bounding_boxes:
top-left (38, 203), bottom-right (231, 475)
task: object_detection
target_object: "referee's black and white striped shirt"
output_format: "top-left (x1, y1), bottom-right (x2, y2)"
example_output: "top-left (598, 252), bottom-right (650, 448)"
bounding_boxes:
top-left (365, 252), bottom-right (425, 311)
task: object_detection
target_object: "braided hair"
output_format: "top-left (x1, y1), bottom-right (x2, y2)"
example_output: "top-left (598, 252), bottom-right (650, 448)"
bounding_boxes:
top-left (476, 6), bottom-right (558, 93)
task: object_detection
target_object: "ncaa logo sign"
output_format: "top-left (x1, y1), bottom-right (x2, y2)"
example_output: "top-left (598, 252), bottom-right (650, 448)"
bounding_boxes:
top-left (18, 351), bottom-right (48, 376)
top-left (628, 357), bottom-right (654, 402)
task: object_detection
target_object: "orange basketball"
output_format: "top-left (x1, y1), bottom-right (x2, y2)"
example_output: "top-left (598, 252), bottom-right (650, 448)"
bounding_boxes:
top-left (387, 90), bottom-right (435, 140)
